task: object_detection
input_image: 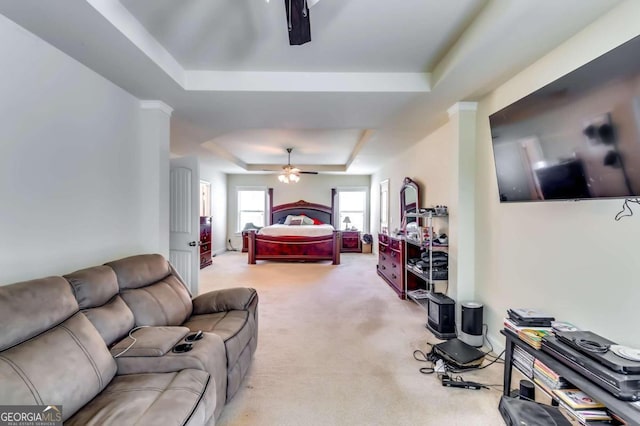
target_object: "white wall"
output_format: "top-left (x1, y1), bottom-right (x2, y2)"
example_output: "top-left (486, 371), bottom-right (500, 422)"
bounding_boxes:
top-left (0, 15), bottom-right (160, 284)
top-left (227, 174), bottom-right (370, 248)
top-left (200, 161), bottom-right (227, 255)
top-left (139, 104), bottom-right (172, 258)
top-left (371, 122), bottom-right (454, 237)
top-left (371, 121), bottom-right (458, 297)
top-left (475, 1), bottom-right (640, 348)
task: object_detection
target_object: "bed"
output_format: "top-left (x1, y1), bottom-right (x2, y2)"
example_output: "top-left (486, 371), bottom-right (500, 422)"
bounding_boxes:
top-left (247, 195), bottom-right (340, 265)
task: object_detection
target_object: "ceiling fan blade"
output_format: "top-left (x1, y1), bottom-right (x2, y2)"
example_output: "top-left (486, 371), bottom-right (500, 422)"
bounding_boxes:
top-left (299, 171), bottom-right (319, 175)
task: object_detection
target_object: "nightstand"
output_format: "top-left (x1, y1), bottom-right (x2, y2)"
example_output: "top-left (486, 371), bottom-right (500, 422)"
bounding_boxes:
top-left (340, 230), bottom-right (362, 253)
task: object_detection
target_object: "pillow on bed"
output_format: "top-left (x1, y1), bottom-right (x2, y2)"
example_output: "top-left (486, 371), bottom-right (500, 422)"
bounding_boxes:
top-left (300, 215), bottom-right (315, 225)
top-left (284, 215), bottom-right (313, 225)
top-left (311, 217), bottom-right (324, 225)
top-left (277, 216), bottom-right (287, 224)
top-left (288, 218), bottom-right (303, 225)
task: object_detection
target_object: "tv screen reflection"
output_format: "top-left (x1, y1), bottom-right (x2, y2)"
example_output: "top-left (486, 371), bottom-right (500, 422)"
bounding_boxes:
top-left (489, 35), bottom-right (640, 202)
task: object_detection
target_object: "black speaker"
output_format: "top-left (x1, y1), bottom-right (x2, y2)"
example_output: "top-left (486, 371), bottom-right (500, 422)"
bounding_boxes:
top-left (519, 380), bottom-right (535, 401)
top-left (460, 302), bottom-right (483, 347)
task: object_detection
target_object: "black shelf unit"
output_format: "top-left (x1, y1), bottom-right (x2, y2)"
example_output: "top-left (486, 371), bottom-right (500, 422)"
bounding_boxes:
top-left (502, 330), bottom-right (640, 426)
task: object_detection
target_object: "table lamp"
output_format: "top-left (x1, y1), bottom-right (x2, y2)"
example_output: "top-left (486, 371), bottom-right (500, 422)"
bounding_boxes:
top-left (343, 216), bottom-right (351, 230)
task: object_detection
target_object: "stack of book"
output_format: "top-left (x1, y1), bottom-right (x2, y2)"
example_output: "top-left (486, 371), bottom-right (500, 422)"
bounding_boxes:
top-left (552, 389), bottom-right (612, 424)
top-left (504, 308), bottom-right (555, 349)
top-left (517, 328), bottom-right (550, 350)
top-left (533, 359), bottom-right (571, 395)
top-left (513, 345), bottom-right (535, 379)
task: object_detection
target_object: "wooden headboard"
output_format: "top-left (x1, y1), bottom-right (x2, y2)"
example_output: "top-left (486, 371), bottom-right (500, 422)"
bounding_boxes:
top-left (269, 189), bottom-right (336, 225)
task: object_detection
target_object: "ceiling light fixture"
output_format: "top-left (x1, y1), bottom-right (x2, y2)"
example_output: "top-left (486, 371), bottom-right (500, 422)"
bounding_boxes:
top-left (278, 148), bottom-right (301, 183)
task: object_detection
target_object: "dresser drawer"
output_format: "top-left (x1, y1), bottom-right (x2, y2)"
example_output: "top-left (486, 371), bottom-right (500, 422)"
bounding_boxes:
top-left (376, 234), bottom-right (405, 299)
top-left (388, 249), bottom-right (401, 264)
top-left (386, 268), bottom-right (402, 289)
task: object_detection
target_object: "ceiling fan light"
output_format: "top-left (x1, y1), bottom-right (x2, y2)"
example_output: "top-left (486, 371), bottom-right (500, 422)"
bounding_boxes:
top-left (278, 148), bottom-right (302, 183)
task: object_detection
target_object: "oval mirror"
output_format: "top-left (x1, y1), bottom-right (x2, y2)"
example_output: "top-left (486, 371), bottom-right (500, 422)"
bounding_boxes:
top-left (400, 177), bottom-right (420, 225)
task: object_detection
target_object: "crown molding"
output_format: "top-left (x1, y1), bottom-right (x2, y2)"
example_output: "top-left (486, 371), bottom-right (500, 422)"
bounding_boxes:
top-left (140, 100), bottom-right (174, 116)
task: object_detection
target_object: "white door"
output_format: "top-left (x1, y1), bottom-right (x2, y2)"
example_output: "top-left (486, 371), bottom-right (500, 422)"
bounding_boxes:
top-left (170, 157), bottom-right (200, 295)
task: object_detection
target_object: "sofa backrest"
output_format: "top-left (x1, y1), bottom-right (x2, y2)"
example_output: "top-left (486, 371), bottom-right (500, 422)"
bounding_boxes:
top-left (0, 277), bottom-right (117, 421)
top-left (64, 265), bottom-right (135, 346)
top-left (105, 254), bottom-right (193, 327)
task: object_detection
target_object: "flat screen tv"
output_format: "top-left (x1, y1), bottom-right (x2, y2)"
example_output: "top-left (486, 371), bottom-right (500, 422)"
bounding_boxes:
top-left (489, 35), bottom-right (640, 202)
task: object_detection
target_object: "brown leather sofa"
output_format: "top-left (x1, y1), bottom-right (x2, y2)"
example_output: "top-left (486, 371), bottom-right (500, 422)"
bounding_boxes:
top-left (0, 254), bottom-right (258, 425)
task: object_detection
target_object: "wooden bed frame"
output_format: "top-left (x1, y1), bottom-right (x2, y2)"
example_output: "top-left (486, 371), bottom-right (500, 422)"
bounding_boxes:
top-left (247, 189), bottom-right (340, 265)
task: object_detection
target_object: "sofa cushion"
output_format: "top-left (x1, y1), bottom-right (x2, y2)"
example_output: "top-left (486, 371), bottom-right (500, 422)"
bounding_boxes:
top-left (65, 370), bottom-right (214, 426)
top-left (106, 254), bottom-right (172, 290)
top-left (119, 274), bottom-right (193, 326)
top-left (0, 312), bottom-right (117, 421)
top-left (65, 265), bottom-right (119, 309)
top-left (64, 266), bottom-right (135, 346)
top-left (0, 276), bottom-right (78, 351)
top-left (82, 297), bottom-right (136, 346)
top-left (107, 254), bottom-right (193, 326)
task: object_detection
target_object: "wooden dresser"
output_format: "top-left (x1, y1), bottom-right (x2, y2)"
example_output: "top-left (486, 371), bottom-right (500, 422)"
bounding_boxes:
top-left (199, 216), bottom-right (212, 269)
top-left (377, 234), bottom-right (405, 298)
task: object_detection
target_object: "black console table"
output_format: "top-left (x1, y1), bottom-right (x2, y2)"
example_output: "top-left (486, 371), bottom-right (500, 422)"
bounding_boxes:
top-left (502, 330), bottom-right (640, 426)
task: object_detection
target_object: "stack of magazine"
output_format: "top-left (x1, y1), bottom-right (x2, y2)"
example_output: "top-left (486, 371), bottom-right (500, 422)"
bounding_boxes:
top-left (512, 345), bottom-right (535, 379)
top-left (552, 389), bottom-right (612, 424)
top-left (533, 359), bottom-right (571, 395)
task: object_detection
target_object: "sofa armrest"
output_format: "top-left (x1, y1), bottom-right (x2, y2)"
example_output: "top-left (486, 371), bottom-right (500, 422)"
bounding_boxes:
top-left (192, 287), bottom-right (257, 315)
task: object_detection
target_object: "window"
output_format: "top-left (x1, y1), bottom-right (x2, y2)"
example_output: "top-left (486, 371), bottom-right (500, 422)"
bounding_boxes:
top-left (237, 188), bottom-right (267, 232)
top-left (338, 188), bottom-right (368, 232)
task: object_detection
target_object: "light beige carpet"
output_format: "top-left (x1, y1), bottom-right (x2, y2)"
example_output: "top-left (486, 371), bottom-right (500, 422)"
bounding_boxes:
top-left (200, 252), bottom-right (505, 426)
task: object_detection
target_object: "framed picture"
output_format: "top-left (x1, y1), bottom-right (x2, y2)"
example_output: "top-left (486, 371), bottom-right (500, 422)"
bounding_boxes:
top-left (379, 179), bottom-right (389, 234)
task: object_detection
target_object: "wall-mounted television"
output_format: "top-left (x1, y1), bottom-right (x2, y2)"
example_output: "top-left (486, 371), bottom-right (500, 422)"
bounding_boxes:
top-left (489, 35), bottom-right (640, 202)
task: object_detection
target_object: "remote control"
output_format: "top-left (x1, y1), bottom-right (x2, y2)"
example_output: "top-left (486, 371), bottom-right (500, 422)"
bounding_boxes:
top-left (441, 378), bottom-right (482, 390)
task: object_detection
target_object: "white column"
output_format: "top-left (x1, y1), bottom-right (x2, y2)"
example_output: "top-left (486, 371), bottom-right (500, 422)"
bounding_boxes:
top-left (447, 102), bottom-right (478, 328)
top-left (139, 100), bottom-right (173, 257)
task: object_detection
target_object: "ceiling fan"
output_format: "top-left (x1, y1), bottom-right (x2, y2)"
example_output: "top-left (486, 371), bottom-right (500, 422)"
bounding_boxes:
top-left (278, 148), bottom-right (318, 183)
